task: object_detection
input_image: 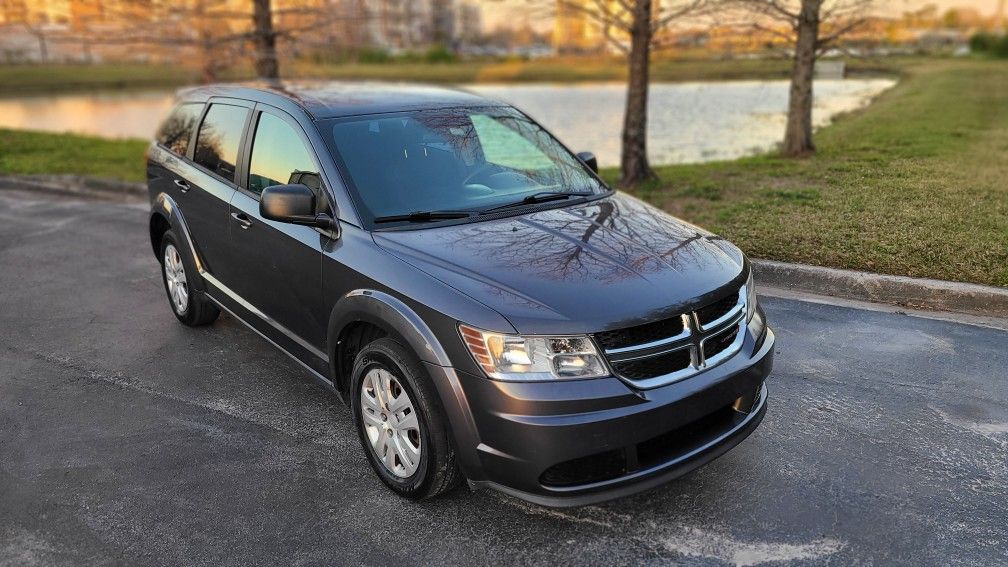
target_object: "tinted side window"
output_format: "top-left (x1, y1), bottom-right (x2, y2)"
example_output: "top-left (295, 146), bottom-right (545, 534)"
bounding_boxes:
top-left (156, 103), bottom-right (203, 156)
top-left (248, 112), bottom-right (321, 197)
top-left (193, 104), bottom-right (248, 183)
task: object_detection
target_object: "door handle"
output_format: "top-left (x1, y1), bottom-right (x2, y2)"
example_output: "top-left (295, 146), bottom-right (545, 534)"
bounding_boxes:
top-left (231, 212), bottom-right (253, 229)
top-left (173, 179), bottom-right (190, 193)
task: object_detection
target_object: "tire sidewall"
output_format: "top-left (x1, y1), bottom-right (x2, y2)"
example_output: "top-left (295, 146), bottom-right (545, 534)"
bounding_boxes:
top-left (160, 231), bottom-right (193, 320)
top-left (350, 342), bottom-right (435, 495)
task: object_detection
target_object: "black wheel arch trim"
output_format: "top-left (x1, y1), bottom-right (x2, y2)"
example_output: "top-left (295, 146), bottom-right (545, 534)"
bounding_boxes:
top-left (327, 289), bottom-right (453, 382)
top-left (152, 192), bottom-right (208, 294)
top-left (326, 290), bottom-right (484, 478)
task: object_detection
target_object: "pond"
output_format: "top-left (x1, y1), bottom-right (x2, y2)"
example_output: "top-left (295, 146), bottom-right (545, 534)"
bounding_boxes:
top-left (0, 79), bottom-right (894, 167)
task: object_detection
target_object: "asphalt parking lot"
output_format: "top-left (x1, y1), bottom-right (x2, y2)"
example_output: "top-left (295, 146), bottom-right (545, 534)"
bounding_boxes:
top-left (1, 186), bottom-right (1006, 566)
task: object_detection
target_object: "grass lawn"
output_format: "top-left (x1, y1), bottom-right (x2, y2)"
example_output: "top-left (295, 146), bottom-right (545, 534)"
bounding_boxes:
top-left (0, 129), bottom-right (147, 182)
top-left (603, 58), bottom-right (1008, 287)
top-left (0, 64), bottom-right (202, 96)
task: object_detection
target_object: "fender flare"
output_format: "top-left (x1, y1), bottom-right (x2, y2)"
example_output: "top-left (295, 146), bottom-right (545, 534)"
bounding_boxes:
top-left (326, 289), bottom-right (453, 377)
top-left (151, 192), bottom-right (208, 293)
top-left (326, 289), bottom-right (483, 475)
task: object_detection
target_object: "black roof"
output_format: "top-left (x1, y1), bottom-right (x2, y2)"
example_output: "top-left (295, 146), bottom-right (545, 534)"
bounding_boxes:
top-left (177, 81), bottom-right (503, 120)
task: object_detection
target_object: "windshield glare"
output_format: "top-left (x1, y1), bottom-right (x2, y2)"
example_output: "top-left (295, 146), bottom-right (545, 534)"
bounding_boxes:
top-left (326, 107), bottom-right (605, 223)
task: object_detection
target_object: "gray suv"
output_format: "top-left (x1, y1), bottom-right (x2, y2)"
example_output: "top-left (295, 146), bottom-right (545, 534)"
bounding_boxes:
top-left (147, 82), bottom-right (774, 507)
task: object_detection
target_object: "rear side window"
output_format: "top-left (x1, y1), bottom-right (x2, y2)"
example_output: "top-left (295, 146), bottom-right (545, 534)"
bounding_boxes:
top-left (193, 104), bottom-right (248, 183)
top-left (155, 103), bottom-right (203, 156)
top-left (248, 113), bottom-right (320, 196)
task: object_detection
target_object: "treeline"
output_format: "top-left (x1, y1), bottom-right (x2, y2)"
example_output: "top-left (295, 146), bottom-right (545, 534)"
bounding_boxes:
top-left (304, 46), bottom-right (459, 66)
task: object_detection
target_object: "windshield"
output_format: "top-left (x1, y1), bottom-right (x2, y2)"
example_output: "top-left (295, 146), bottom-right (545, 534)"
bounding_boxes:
top-left (324, 106), bottom-right (607, 225)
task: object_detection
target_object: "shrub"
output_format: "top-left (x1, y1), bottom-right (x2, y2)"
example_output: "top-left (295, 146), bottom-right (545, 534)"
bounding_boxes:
top-left (424, 45), bottom-right (458, 64)
top-left (969, 32), bottom-right (994, 53)
top-left (357, 48), bottom-right (391, 64)
top-left (969, 32), bottom-right (1008, 58)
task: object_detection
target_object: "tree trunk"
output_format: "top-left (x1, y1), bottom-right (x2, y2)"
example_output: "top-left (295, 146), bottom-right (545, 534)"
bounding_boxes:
top-left (252, 0), bottom-right (279, 80)
top-left (619, 0), bottom-right (656, 188)
top-left (199, 37), bottom-right (218, 84)
top-left (200, 55), bottom-right (217, 83)
top-left (782, 0), bottom-right (821, 157)
top-left (34, 32), bottom-right (49, 63)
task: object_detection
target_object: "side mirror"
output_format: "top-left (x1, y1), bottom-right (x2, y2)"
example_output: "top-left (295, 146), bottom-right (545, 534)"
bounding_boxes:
top-left (260, 183), bottom-right (337, 232)
top-left (576, 151), bottom-right (598, 174)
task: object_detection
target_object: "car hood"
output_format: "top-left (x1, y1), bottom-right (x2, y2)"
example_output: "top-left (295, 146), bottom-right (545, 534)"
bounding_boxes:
top-left (373, 192), bottom-right (747, 335)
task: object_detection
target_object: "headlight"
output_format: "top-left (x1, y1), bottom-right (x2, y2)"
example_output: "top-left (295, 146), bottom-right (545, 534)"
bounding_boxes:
top-left (746, 269), bottom-right (757, 322)
top-left (459, 324), bottom-right (609, 381)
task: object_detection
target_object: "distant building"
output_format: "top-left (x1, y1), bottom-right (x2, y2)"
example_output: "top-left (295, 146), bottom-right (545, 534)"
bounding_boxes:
top-left (552, 0), bottom-right (663, 54)
top-left (431, 0), bottom-right (455, 43)
top-left (456, 1), bottom-right (482, 43)
top-left (361, 0), bottom-right (434, 50)
top-left (552, 0), bottom-right (606, 54)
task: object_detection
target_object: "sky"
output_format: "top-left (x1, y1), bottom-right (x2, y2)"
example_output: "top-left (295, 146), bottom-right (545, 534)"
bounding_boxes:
top-left (477, 0), bottom-right (1005, 31)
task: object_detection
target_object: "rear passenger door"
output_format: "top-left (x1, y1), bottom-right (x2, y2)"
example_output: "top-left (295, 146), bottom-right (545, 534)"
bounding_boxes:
top-left (184, 99), bottom-right (252, 278)
top-left (149, 102), bottom-right (203, 208)
top-left (220, 105), bottom-right (328, 360)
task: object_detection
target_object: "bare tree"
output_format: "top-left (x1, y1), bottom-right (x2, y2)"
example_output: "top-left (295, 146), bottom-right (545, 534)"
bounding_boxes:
top-left (735, 0), bottom-right (871, 156)
top-left (537, 0), bottom-right (717, 188)
top-left (58, 0), bottom-right (363, 82)
top-left (252, 0), bottom-right (279, 80)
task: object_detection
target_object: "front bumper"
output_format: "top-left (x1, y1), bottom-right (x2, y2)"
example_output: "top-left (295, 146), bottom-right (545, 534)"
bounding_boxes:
top-left (432, 324), bottom-right (775, 507)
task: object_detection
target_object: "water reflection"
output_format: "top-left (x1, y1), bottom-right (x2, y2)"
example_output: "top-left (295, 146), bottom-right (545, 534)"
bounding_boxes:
top-left (470, 79), bottom-right (895, 166)
top-left (0, 79), bottom-right (894, 166)
top-left (0, 91), bottom-right (174, 139)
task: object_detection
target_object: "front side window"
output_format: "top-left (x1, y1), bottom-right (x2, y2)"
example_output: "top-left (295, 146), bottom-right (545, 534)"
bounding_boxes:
top-left (193, 103), bottom-right (248, 183)
top-left (325, 106), bottom-right (605, 224)
top-left (248, 112), bottom-right (321, 197)
top-left (156, 103), bottom-right (203, 156)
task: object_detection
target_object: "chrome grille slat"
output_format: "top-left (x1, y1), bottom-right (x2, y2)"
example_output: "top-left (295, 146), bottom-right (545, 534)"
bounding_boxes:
top-left (594, 284), bottom-right (748, 389)
top-left (602, 317), bottom-right (691, 356)
top-left (696, 295), bottom-right (744, 331)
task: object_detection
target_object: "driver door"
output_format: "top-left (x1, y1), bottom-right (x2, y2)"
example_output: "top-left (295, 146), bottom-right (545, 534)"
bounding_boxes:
top-left (218, 105), bottom-right (329, 361)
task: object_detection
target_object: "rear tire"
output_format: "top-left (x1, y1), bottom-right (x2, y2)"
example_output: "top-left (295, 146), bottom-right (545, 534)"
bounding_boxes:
top-left (160, 230), bottom-right (219, 327)
top-left (350, 338), bottom-right (461, 499)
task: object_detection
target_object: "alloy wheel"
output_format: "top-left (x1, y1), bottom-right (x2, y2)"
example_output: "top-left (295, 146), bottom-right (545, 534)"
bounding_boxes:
top-left (163, 244), bottom-right (189, 314)
top-left (360, 367), bottom-right (422, 478)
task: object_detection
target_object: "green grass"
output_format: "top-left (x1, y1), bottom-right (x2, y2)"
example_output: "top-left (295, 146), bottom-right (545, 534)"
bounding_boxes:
top-left (0, 128), bottom-right (147, 182)
top-left (602, 59), bottom-right (1008, 286)
top-left (0, 64), bottom-right (204, 96)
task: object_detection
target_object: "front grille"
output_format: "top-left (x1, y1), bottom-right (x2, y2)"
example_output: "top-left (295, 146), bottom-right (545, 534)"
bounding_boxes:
top-left (593, 283), bottom-right (747, 389)
top-left (696, 294), bottom-right (739, 327)
top-left (704, 325), bottom-right (739, 360)
top-left (611, 348), bottom-right (691, 380)
top-left (594, 316), bottom-right (684, 350)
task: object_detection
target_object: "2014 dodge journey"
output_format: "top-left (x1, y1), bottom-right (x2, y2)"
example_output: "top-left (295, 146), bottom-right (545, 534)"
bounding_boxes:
top-left (147, 82), bottom-right (774, 507)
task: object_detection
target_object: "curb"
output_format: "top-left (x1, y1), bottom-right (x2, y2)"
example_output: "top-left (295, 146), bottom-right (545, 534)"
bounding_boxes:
top-left (0, 175), bottom-right (144, 197)
top-left (752, 259), bottom-right (1008, 319)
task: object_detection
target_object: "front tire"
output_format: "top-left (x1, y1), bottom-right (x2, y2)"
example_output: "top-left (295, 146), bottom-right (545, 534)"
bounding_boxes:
top-left (159, 230), bottom-right (219, 327)
top-left (350, 338), bottom-right (461, 499)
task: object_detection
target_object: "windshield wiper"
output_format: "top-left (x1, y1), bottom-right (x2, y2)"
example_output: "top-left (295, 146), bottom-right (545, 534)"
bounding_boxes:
top-left (373, 210), bottom-right (475, 224)
top-left (482, 191), bottom-right (595, 213)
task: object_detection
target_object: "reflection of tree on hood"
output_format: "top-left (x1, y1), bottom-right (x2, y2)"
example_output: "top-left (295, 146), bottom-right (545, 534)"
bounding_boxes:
top-left (437, 196), bottom-right (713, 283)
